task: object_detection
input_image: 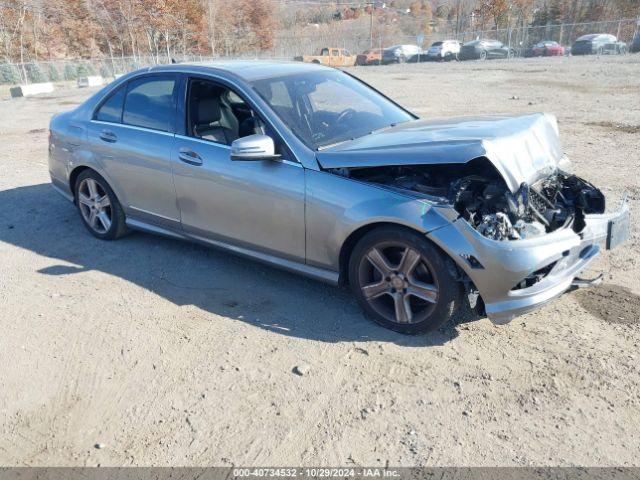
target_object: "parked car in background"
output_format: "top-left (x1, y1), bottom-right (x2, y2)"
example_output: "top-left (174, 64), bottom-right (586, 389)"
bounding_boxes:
top-left (571, 34), bottom-right (626, 55)
top-left (459, 40), bottom-right (515, 60)
top-left (294, 47), bottom-right (358, 67)
top-left (381, 44), bottom-right (422, 64)
top-left (419, 40), bottom-right (462, 61)
top-left (526, 41), bottom-right (565, 57)
top-left (630, 34), bottom-right (640, 53)
top-left (356, 48), bottom-right (382, 66)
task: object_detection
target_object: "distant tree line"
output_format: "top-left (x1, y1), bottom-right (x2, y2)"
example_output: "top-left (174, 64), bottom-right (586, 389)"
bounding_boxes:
top-left (0, 0), bottom-right (276, 64)
top-left (0, 0), bottom-right (638, 65)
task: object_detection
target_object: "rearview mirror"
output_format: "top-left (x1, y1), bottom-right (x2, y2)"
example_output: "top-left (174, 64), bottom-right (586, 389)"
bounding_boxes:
top-left (230, 134), bottom-right (281, 161)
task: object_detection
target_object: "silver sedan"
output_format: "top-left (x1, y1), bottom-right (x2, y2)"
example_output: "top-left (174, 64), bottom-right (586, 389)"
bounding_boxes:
top-left (48, 61), bottom-right (629, 334)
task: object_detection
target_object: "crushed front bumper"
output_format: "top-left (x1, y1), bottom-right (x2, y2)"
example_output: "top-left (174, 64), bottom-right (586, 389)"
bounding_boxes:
top-left (429, 196), bottom-right (630, 324)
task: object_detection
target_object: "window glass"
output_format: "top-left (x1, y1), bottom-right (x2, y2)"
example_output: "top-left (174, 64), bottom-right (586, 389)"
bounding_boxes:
top-left (122, 76), bottom-right (176, 132)
top-left (266, 81), bottom-right (293, 109)
top-left (252, 70), bottom-right (413, 149)
top-left (95, 84), bottom-right (126, 123)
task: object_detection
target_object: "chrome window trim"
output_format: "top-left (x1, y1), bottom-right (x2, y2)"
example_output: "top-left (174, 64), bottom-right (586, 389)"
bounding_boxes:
top-left (175, 133), bottom-right (231, 150)
top-left (90, 119), bottom-right (176, 138)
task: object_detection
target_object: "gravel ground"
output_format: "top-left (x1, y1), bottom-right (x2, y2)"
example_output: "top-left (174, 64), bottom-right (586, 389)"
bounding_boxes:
top-left (0, 54), bottom-right (639, 467)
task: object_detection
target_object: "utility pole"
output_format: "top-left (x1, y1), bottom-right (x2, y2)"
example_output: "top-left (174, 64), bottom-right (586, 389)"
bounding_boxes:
top-left (369, 2), bottom-right (374, 49)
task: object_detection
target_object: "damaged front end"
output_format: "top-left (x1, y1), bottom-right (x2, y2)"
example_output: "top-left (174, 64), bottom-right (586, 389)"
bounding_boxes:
top-left (318, 113), bottom-right (630, 323)
top-left (329, 157), bottom-right (606, 242)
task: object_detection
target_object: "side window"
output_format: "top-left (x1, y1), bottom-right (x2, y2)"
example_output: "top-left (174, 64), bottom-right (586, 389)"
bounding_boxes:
top-left (122, 76), bottom-right (176, 132)
top-left (331, 49), bottom-right (339, 56)
top-left (95, 84), bottom-right (126, 123)
top-left (321, 48), bottom-right (329, 56)
top-left (268, 81), bottom-right (293, 109)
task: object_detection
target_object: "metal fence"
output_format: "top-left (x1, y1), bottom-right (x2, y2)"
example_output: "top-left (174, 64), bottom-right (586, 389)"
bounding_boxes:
top-left (1, 18), bottom-right (638, 86)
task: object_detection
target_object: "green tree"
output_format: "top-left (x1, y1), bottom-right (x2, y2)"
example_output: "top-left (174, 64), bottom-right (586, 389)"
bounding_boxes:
top-left (47, 63), bottom-right (61, 82)
top-left (0, 63), bottom-right (22, 85)
top-left (26, 63), bottom-right (46, 83)
top-left (63, 63), bottom-right (78, 80)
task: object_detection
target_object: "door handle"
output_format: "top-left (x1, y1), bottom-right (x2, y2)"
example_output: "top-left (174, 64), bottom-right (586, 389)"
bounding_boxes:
top-left (178, 148), bottom-right (203, 166)
top-left (99, 129), bottom-right (117, 143)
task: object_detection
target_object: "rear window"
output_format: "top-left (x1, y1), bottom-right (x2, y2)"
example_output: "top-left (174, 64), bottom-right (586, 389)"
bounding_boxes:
top-left (122, 76), bottom-right (176, 132)
top-left (95, 84), bottom-right (126, 123)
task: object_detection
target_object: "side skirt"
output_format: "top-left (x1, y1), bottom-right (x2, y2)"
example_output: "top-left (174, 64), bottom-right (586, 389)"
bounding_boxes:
top-left (125, 218), bottom-right (340, 286)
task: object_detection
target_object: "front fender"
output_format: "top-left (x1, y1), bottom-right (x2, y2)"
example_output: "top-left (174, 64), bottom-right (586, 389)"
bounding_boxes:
top-left (305, 169), bottom-right (451, 270)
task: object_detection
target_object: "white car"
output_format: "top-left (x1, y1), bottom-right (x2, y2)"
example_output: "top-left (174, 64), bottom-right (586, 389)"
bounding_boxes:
top-left (382, 44), bottom-right (422, 63)
top-left (424, 40), bottom-right (462, 61)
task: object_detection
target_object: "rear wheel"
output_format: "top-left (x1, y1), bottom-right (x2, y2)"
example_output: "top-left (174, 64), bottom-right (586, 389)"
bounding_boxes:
top-left (349, 227), bottom-right (460, 334)
top-left (75, 170), bottom-right (128, 240)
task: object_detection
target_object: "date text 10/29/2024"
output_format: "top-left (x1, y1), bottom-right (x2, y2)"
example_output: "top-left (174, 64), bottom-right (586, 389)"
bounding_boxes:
top-left (233, 468), bottom-right (400, 478)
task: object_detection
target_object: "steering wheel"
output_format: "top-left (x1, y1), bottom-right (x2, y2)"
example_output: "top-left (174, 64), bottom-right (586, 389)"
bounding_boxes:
top-left (336, 108), bottom-right (357, 127)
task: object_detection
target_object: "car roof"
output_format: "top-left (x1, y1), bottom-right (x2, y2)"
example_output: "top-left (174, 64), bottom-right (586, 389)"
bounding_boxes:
top-left (145, 60), bottom-right (333, 82)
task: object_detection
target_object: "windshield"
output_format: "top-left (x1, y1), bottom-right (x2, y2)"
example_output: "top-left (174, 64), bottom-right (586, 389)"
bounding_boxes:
top-left (251, 70), bottom-right (414, 150)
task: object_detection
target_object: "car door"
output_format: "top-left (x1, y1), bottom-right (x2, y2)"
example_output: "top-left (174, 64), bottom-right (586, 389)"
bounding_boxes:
top-left (330, 49), bottom-right (340, 67)
top-left (170, 75), bottom-right (306, 262)
top-left (87, 73), bottom-right (180, 227)
top-left (490, 41), bottom-right (505, 58)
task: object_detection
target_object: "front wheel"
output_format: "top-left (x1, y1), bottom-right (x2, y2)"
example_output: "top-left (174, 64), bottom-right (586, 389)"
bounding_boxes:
top-left (75, 170), bottom-right (129, 240)
top-left (349, 227), bottom-right (460, 334)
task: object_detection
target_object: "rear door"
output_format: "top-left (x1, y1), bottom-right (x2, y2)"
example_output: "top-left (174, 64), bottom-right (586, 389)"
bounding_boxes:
top-left (87, 74), bottom-right (180, 227)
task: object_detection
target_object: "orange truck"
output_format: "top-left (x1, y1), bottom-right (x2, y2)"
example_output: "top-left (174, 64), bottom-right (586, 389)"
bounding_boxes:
top-left (295, 47), bottom-right (358, 67)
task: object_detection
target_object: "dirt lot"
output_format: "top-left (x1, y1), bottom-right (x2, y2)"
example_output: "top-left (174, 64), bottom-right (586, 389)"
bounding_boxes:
top-left (1, 55), bottom-right (639, 467)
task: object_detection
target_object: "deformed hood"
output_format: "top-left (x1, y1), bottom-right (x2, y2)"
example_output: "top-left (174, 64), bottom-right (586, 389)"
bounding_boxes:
top-left (316, 113), bottom-right (565, 193)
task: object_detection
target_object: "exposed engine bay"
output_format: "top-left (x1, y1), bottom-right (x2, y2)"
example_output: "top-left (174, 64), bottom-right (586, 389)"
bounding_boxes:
top-left (330, 158), bottom-right (606, 241)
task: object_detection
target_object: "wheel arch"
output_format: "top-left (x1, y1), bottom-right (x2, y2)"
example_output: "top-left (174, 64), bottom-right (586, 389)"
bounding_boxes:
top-left (69, 165), bottom-right (92, 199)
top-left (69, 165), bottom-right (125, 208)
top-left (338, 221), bottom-right (450, 286)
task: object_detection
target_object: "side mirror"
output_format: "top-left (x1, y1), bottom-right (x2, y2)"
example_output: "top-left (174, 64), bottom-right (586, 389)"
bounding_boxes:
top-left (230, 134), bottom-right (281, 161)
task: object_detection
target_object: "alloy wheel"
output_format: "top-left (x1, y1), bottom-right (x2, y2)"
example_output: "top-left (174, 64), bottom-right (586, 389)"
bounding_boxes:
top-left (357, 242), bottom-right (439, 324)
top-left (77, 178), bottom-right (112, 234)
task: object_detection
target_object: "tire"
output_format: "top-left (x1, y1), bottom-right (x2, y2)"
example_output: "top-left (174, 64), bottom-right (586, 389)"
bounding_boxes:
top-left (312, 59), bottom-right (320, 64)
top-left (74, 169), bottom-right (129, 240)
top-left (348, 226), bottom-right (460, 334)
